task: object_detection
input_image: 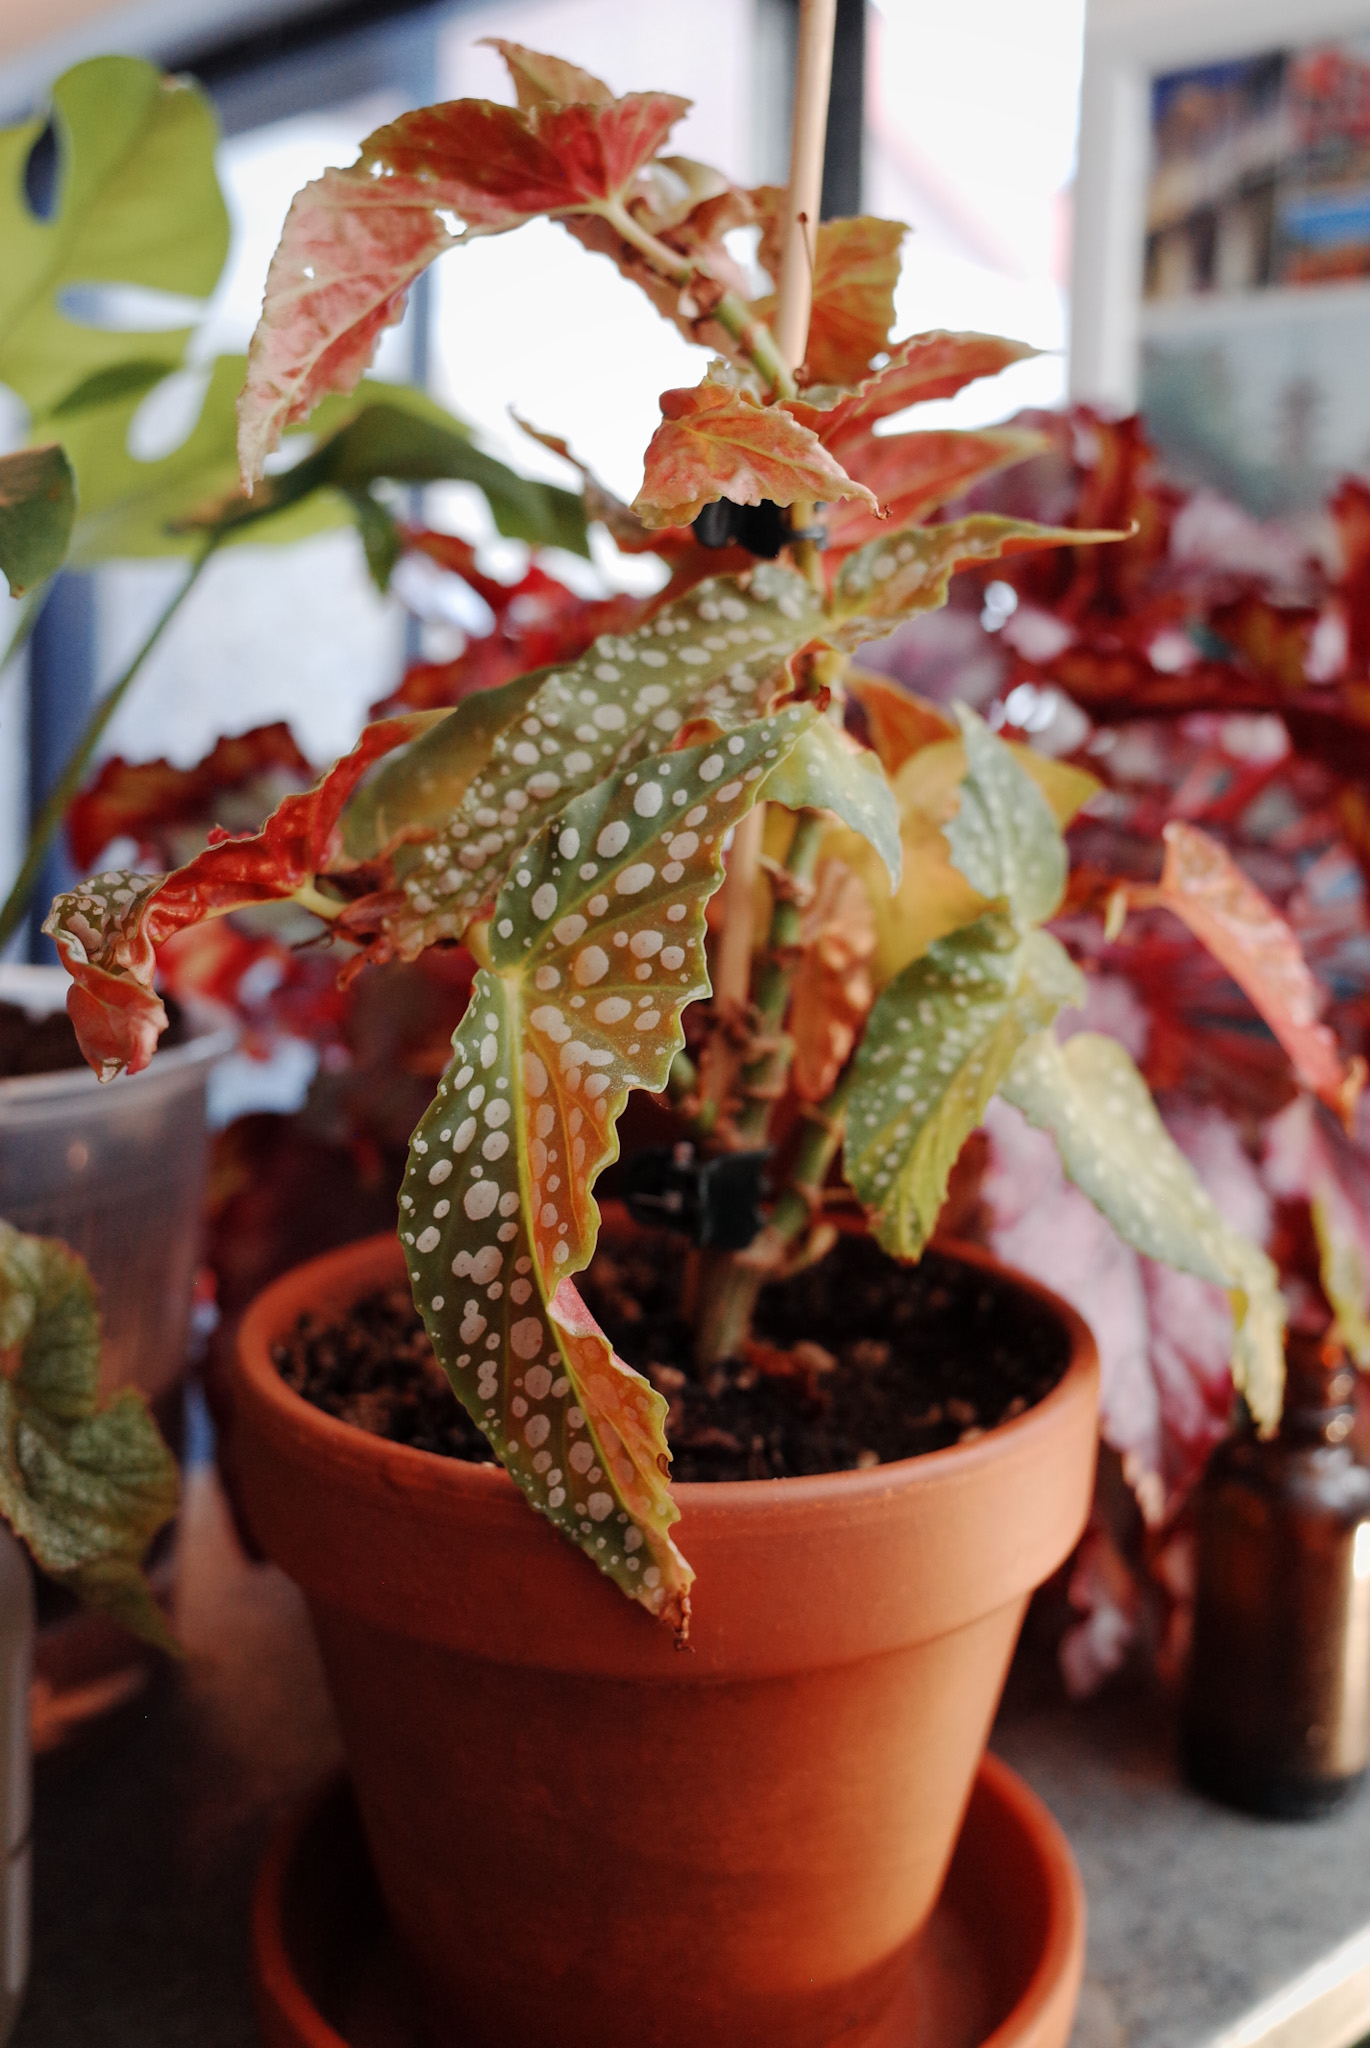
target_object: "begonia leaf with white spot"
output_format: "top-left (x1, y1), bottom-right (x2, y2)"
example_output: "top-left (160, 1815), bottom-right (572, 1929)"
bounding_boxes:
top-left (401, 706), bottom-right (815, 1622)
top-left (390, 565), bottom-right (824, 956)
top-left (846, 917), bottom-right (1083, 1260)
top-left (339, 671), bottom-right (544, 865)
top-left (1002, 1030), bottom-right (1285, 1429)
top-left (759, 717), bottom-right (901, 890)
top-left (828, 514), bottom-right (1124, 646)
top-left (944, 705), bottom-right (1067, 931)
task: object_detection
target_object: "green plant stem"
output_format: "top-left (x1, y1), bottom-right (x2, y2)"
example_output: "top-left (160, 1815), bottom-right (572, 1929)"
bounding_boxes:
top-left (734, 810), bottom-right (826, 1145)
top-left (0, 544), bottom-right (216, 953)
top-left (665, 1048), bottom-right (719, 1140)
top-left (601, 202), bottom-right (797, 401)
top-left (694, 1065), bottom-right (853, 1367)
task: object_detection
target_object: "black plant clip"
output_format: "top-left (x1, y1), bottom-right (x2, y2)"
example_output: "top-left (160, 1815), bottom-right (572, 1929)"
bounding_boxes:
top-left (620, 1142), bottom-right (770, 1251)
top-left (692, 499), bottom-right (826, 560)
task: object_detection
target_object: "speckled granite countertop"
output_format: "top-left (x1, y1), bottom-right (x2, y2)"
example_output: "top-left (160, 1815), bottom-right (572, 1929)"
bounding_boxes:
top-left (15, 1461), bottom-right (1370, 2048)
top-left (994, 1683), bottom-right (1370, 2048)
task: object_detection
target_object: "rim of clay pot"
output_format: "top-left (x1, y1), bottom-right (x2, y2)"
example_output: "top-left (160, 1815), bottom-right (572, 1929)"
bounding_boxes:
top-left (0, 962), bottom-right (236, 1108)
top-left (235, 1222), bottom-right (1099, 1680)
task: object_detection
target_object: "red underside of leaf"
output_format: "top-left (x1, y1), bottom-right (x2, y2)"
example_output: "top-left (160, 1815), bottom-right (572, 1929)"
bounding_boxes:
top-left (68, 724), bottom-right (313, 872)
top-left (1158, 821), bottom-right (1366, 1126)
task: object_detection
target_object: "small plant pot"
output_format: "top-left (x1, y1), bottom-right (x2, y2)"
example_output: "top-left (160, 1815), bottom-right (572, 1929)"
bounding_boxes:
top-left (0, 963), bottom-right (234, 1746)
top-left (234, 1229), bottom-right (1098, 2048)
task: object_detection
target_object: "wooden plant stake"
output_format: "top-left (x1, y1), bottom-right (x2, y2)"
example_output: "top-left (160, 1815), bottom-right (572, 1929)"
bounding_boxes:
top-left (708, 0), bottom-right (837, 1071)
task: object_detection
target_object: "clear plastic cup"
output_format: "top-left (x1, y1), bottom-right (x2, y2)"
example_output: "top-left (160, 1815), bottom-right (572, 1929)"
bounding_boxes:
top-left (0, 964), bottom-right (235, 1401)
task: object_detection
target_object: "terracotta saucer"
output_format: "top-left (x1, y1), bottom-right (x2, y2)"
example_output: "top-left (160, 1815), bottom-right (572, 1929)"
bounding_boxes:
top-left (252, 1752), bottom-right (1084, 2048)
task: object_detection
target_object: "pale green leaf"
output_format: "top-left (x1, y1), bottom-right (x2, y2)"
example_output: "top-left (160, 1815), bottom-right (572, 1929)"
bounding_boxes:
top-left (401, 707), bottom-right (814, 1620)
top-left (826, 513), bottom-right (1120, 647)
top-left (760, 718), bottom-right (901, 889)
top-left (0, 1222), bottom-right (179, 1649)
top-left (945, 705), bottom-right (1066, 929)
top-left (0, 444), bottom-right (74, 595)
top-left (391, 564), bottom-right (825, 956)
top-left (1002, 1031), bottom-right (1286, 1428)
top-left (1312, 1194), bottom-right (1370, 1370)
top-left (0, 58), bottom-right (228, 417)
top-left (845, 917), bottom-right (1083, 1259)
top-left (340, 676), bottom-right (545, 865)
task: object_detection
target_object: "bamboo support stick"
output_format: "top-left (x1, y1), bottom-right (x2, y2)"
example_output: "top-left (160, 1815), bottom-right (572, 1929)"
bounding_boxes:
top-left (707, 0), bottom-right (836, 1042)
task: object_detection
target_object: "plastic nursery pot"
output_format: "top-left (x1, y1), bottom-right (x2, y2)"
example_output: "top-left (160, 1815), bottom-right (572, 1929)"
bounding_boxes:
top-left (0, 963), bottom-right (234, 1746)
top-left (234, 1223), bottom-right (1099, 2048)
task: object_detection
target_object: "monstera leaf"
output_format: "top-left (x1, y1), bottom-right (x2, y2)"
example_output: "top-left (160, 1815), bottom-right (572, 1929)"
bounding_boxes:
top-left (401, 706), bottom-right (815, 1625)
top-left (0, 57), bottom-right (228, 419)
top-left (0, 444), bottom-right (74, 595)
top-left (1002, 1031), bottom-right (1286, 1429)
top-left (390, 565), bottom-right (826, 957)
top-left (56, 358), bottom-right (583, 565)
top-left (0, 1223), bottom-right (179, 1649)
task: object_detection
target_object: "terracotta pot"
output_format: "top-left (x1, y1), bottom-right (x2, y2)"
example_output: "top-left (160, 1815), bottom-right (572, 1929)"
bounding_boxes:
top-left (235, 1226), bottom-right (1098, 2048)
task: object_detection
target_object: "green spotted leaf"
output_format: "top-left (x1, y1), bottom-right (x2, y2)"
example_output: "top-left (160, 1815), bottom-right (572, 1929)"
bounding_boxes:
top-left (827, 514), bottom-right (1121, 647)
top-left (1002, 1030), bottom-right (1286, 1428)
top-left (401, 706), bottom-right (815, 1622)
top-left (390, 564), bottom-right (825, 956)
top-left (0, 1222), bottom-right (179, 1650)
top-left (759, 717), bottom-right (901, 889)
top-left (340, 676), bottom-right (545, 865)
top-left (846, 917), bottom-right (1083, 1259)
top-left (0, 444), bottom-right (74, 596)
top-left (945, 705), bottom-right (1066, 930)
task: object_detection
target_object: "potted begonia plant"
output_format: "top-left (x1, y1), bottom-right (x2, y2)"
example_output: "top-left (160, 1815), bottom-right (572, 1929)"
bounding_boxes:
top-left (42, 28), bottom-right (1310, 2048)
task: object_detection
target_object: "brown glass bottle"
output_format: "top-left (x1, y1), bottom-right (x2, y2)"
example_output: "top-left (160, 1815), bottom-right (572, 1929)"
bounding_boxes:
top-left (1181, 1332), bottom-right (1370, 1818)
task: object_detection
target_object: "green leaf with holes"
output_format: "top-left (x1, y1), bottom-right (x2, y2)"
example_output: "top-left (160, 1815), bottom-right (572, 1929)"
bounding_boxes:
top-left (389, 564), bottom-right (825, 957)
top-left (846, 917), bottom-right (1083, 1259)
top-left (944, 705), bottom-right (1067, 930)
top-left (759, 717), bottom-right (901, 890)
top-left (0, 57), bottom-right (229, 419)
top-left (400, 706), bottom-right (815, 1623)
top-left (0, 1222), bottom-right (180, 1650)
top-left (827, 514), bottom-right (1122, 647)
top-left (1003, 1030), bottom-right (1286, 1428)
top-left (0, 444), bottom-right (74, 596)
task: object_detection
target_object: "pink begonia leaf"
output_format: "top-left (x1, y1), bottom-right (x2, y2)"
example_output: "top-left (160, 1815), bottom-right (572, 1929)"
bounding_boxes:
top-left (786, 331), bottom-right (1039, 454)
top-left (239, 84), bottom-right (688, 482)
top-left (1158, 822), bottom-right (1366, 1128)
top-left (44, 719), bottom-right (420, 1081)
top-left (238, 169), bottom-right (457, 485)
top-left (633, 380), bottom-right (877, 528)
top-left (481, 39), bottom-right (615, 111)
top-left (748, 198), bottom-right (904, 388)
top-left (821, 426), bottom-right (1046, 557)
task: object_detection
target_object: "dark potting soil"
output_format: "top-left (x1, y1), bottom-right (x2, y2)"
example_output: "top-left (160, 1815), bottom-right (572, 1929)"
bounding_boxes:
top-left (0, 995), bottom-right (187, 1080)
top-left (272, 1229), bottom-right (1070, 1481)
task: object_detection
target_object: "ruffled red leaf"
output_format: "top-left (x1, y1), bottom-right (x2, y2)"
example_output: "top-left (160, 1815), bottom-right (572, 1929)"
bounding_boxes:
top-left (45, 721), bottom-right (420, 1081)
top-left (822, 427), bottom-right (1045, 556)
top-left (68, 724), bottom-right (312, 871)
top-left (1157, 822), bottom-right (1366, 1127)
top-left (788, 332), bottom-right (1038, 456)
top-left (634, 380), bottom-right (877, 528)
